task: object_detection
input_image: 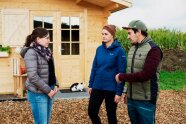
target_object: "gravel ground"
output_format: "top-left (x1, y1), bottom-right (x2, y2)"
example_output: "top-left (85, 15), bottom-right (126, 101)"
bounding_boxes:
top-left (0, 90), bottom-right (185, 124)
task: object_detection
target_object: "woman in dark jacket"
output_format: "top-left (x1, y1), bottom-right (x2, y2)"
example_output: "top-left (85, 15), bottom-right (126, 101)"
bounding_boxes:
top-left (88, 25), bottom-right (127, 124)
top-left (20, 27), bottom-right (59, 124)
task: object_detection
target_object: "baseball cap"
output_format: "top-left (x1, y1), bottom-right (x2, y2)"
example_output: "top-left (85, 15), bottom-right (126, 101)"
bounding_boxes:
top-left (122, 20), bottom-right (147, 31)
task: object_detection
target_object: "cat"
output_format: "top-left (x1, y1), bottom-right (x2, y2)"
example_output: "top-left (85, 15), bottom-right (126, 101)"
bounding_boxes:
top-left (76, 82), bottom-right (84, 91)
top-left (70, 82), bottom-right (84, 92)
top-left (70, 83), bottom-right (79, 92)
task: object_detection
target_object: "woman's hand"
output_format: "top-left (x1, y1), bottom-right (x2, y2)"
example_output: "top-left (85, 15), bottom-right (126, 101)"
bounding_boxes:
top-left (88, 88), bottom-right (92, 95)
top-left (48, 90), bottom-right (55, 99)
top-left (114, 95), bottom-right (121, 103)
top-left (54, 86), bottom-right (59, 93)
top-left (121, 93), bottom-right (127, 104)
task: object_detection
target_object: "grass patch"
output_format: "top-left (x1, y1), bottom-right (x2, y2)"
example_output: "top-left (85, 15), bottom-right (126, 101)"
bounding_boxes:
top-left (160, 70), bottom-right (186, 90)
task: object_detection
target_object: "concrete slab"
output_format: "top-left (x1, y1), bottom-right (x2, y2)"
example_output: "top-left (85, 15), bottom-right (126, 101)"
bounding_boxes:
top-left (54, 89), bottom-right (89, 100)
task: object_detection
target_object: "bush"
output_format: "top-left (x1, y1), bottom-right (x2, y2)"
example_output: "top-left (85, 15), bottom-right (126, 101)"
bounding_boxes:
top-left (0, 46), bottom-right (11, 54)
top-left (115, 28), bottom-right (131, 52)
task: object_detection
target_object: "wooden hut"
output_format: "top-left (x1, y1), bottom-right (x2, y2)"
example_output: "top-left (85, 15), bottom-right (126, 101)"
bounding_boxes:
top-left (0, 0), bottom-right (132, 96)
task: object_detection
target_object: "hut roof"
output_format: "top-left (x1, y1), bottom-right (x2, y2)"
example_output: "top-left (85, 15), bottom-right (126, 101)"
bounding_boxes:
top-left (75, 0), bottom-right (132, 12)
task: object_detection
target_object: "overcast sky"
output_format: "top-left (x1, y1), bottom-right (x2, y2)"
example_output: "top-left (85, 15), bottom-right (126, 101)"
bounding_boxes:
top-left (108, 0), bottom-right (186, 32)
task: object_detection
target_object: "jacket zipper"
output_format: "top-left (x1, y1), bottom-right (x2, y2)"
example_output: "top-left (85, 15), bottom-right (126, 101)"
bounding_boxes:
top-left (130, 45), bottom-right (138, 99)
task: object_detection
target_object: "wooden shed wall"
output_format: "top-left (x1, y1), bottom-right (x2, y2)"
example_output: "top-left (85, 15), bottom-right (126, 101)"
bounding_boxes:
top-left (0, 0), bottom-right (108, 93)
top-left (0, 58), bottom-right (14, 93)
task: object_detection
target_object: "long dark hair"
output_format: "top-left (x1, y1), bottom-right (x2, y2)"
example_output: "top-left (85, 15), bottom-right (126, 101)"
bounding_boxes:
top-left (24, 27), bottom-right (49, 47)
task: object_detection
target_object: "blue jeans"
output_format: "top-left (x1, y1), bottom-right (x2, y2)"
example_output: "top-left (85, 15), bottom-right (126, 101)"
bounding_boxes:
top-left (27, 86), bottom-right (54, 124)
top-left (127, 99), bottom-right (156, 124)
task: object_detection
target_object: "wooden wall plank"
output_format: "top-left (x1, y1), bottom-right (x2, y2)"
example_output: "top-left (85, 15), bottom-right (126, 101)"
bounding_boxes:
top-left (0, 58), bottom-right (14, 93)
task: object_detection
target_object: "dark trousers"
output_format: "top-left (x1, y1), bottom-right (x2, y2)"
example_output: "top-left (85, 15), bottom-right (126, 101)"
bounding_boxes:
top-left (88, 89), bottom-right (117, 124)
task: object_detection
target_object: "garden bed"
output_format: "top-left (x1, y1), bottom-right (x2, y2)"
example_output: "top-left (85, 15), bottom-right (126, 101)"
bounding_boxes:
top-left (161, 49), bottom-right (186, 72)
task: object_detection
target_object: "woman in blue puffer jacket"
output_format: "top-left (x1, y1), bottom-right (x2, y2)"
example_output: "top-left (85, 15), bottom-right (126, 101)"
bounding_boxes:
top-left (88, 25), bottom-right (127, 124)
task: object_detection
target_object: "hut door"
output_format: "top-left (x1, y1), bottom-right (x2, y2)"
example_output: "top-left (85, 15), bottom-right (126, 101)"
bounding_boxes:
top-left (56, 12), bottom-right (85, 88)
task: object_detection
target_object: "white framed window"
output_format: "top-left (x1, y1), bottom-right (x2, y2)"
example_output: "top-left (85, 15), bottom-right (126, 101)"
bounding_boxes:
top-left (61, 16), bottom-right (80, 55)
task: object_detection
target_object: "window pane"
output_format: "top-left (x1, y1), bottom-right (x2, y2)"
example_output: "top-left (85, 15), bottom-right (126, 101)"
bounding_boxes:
top-left (33, 16), bottom-right (42, 28)
top-left (71, 17), bottom-right (79, 29)
top-left (48, 30), bottom-right (53, 42)
top-left (72, 43), bottom-right (79, 55)
top-left (61, 30), bottom-right (70, 41)
top-left (61, 43), bottom-right (70, 55)
top-left (72, 30), bottom-right (79, 41)
top-left (49, 43), bottom-right (53, 52)
top-left (61, 17), bottom-right (70, 29)
top-left (44, 16), bottom-right (53, 29)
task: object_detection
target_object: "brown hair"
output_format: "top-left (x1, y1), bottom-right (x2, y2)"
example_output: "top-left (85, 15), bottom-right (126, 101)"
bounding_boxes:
top-left (24, 27), bottom-right (49, 47)
top-left (132, 28), bottom-right (148, 37)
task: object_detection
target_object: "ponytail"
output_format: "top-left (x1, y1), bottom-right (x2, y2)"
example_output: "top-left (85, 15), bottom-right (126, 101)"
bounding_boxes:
top-left (24, 34), bottom-right (32, 47)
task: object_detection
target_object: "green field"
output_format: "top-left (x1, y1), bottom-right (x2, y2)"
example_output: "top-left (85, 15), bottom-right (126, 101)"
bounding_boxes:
top-left (116, 28), bottom-right (186, 53)
top-left (160, 71), bottom-right (186, 90)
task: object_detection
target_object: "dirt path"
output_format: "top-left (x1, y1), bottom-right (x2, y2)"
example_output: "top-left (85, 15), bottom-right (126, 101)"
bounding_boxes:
top-left (0, 90), bottom-right (185, 124)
